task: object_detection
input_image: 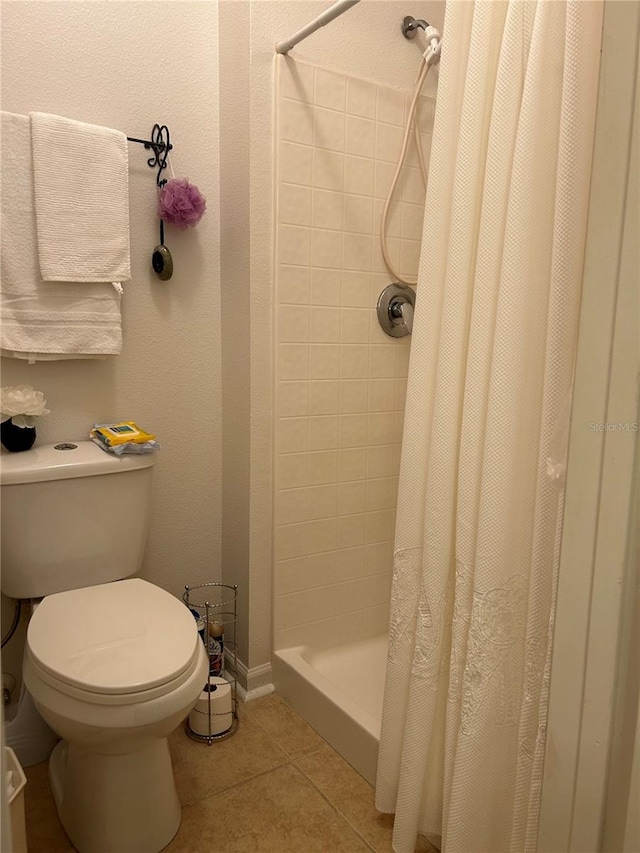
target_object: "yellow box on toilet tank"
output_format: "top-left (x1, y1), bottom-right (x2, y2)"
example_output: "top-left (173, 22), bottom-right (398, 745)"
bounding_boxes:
top-left (91, 421), bottom-right (156, 448)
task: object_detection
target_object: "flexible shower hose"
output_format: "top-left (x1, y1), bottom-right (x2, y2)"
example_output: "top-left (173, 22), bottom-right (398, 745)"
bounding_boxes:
top-left (380, 33), bottom-right (441, 287)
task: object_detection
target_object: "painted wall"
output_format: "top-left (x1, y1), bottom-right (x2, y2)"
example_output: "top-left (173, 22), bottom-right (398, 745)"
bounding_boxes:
top-left (219, 0), bottom-right (252, 670)
top-left (1, 1), bottom-right (221, 674)
top-left (244, 0), bottom-right (445, 679)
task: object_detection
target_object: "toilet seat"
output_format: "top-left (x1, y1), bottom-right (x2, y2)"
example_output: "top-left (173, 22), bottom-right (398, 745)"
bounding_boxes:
top-left (27, 578), bottom-right (200, 704)
top-left (26, 645), bottom-right (204, 706)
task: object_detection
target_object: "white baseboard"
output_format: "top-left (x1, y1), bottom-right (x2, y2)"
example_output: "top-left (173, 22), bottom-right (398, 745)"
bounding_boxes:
top-left (236, 682), bottom-right (275, 702)
top-left (228, 654), bottom-right (273, 702)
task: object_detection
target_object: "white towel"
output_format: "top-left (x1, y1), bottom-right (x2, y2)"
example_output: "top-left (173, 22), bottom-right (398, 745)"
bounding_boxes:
top-left (30, 111), bottom-right (131, 283)
top-left (0, 111), bottom-right (122, 360)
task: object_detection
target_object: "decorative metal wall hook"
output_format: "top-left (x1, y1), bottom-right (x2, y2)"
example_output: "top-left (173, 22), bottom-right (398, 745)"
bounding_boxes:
top-left (127, 124), bottom-right (174, 280)
top-left (148, 124), bottom-right (171, 187)
top-left (127, 124), bottom-right (173, 187)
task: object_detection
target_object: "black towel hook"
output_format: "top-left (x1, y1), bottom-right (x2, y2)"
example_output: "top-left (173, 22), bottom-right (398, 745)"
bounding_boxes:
top-left (127, 124), bottom-right (172, 186)
top-left (127, 124), bottom-right (174, 280)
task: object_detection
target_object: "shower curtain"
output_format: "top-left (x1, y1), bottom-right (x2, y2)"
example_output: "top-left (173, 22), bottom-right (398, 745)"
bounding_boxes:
top-left (375, 2), bottom-right (604, 852)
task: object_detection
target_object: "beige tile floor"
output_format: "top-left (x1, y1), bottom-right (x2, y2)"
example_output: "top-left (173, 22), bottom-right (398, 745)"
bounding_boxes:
top-left (24, 693), bottom-right (437, 852)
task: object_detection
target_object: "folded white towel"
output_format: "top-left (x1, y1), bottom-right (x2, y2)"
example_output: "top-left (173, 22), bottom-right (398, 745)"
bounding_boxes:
top-left (0, 112), bottom-right (122, 360)
top-left (30, 111), bottom-right (131, 283)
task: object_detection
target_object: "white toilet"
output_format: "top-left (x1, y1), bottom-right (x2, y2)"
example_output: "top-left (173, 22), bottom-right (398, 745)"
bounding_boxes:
top-left (0, 441), bottom-right (208, 853)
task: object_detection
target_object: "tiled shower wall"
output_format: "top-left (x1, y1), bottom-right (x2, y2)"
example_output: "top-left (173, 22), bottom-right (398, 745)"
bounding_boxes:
top-left (273, 57), bottom-right (434, 651)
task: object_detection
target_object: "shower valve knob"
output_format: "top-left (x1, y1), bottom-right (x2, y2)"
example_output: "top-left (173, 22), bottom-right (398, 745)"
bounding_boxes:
top-left (377, 283), bottom-right (416, 338)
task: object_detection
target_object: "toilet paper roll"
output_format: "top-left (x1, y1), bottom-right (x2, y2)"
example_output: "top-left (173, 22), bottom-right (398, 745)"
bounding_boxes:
top-left (188, 677), bottom-right (232, 736)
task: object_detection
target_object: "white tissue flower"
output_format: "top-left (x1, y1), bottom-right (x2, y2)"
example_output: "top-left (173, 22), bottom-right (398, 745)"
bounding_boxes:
top-left (1, 385), bottom-right (50, 428)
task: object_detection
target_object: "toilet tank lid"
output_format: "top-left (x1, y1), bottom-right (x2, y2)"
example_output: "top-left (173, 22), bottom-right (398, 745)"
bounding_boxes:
top-left (0, 440), bottom-right (156, 486)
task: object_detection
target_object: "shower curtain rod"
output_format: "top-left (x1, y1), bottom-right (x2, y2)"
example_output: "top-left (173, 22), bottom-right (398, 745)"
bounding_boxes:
top-left (275, 0), bottom-right (361, 55)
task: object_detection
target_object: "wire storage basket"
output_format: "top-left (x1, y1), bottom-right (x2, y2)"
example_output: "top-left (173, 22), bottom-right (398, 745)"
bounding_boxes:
top-left (182, 582), bottom-right (238, 743)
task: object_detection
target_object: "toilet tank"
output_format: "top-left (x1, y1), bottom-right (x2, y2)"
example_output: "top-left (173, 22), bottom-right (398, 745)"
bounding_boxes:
top-left (1, 441), bottom-right (156, 599)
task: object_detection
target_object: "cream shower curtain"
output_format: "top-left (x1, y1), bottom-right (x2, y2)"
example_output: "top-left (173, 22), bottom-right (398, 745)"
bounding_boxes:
top-left (376, 2), bottom-right (604, 852)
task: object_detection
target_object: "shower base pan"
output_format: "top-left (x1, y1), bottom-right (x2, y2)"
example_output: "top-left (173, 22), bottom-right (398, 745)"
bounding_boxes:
top-left (273, 633), bottom-right (388, 785)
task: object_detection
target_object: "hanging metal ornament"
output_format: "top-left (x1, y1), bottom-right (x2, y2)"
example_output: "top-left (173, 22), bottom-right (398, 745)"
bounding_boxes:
top-left (128, 124), bottom-right (205, 281)
top-left (149, 125), bottom-right (173, 280)
top-left (152, 217), bottom-right (173, 281)
top-left (127, 124), bottom-right (173, 280)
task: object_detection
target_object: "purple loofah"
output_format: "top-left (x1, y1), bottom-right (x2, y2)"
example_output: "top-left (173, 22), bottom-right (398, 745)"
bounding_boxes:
top-left (158, 178), bottom-right (207, 229)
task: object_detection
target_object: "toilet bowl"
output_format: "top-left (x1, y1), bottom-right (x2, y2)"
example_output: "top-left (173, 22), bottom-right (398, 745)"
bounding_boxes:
top-left (24, 577), bottom-right (209, 853)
